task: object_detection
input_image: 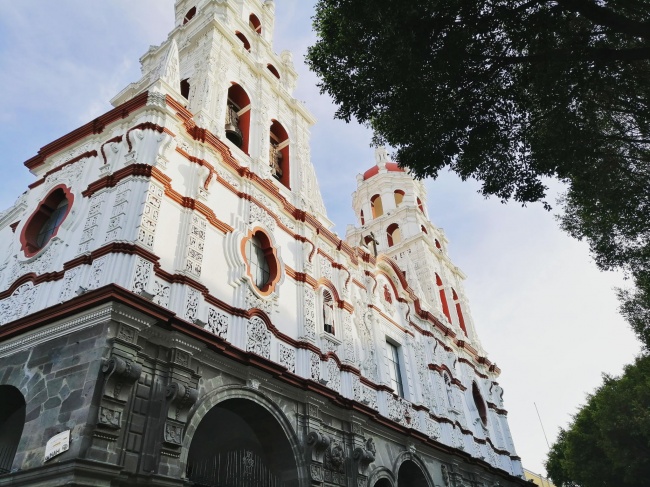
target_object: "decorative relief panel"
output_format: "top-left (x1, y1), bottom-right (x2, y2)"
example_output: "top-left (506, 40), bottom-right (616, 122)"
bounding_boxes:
top-left (59, 267), bottom-right (80, 302)
top-left (216, 168), bottom-right (240, 189)
top-left (277, 213), bottom-right (295, 231)
top-left (152, 279), bottom-right (171, 307)
top-left (326, 359), bottom-right (341, 393)
top-left (105, 182), bottom-right (131, 242)
top-left (279, 343), bottom-right (296, 373)
top-left (310, 352), bottom-right (321, 381)
top-left (78, 193), bottom-right (106, 254)
top-left (246, 317), bottom-right (271, 359)
top-left (342, 315), bottom-right (356, 364)
top-left (245, 288), bottom-right (273, 314)
top-left (9, 239), bottom-right (61, 285)
top-left (303, 288), bottom-right (316, 341)
top-left (88, 256), bottom-right (109, 290)
top-left (137, 184), bottom-right (164, 248)
top-left (185, 288), bottom-right (201, 322)
top-left (49, 142), bottom-right (92, 169)
top-left (249, 201), bottom-right (276, 231)
top-left (131, 257), bottom-right (153, 294)
top-left (426, 418), bottom-right (442, 440)
top-left (0, 283), bottom-right (38, 326)
top-left (185, 214), bottom-right (206, 276)
top-left (319, 255), bottom-right (333, 281)
top-left (206, 308), bottom-right (229, 339)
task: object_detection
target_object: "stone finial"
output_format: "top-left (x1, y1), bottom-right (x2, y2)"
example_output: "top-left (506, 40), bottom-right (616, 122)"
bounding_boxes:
top-left (374, 147), bottom-right (389, 169)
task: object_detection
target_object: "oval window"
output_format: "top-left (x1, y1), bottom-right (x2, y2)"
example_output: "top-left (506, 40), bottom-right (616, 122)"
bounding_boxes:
top-left (242, 230), bottom-right (280, 295)
top-left (20, 186), bottom-right (73, 257)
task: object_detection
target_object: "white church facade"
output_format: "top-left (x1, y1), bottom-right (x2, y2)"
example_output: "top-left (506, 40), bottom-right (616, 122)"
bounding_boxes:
top-left (0, 1), bottom-right (526, 486)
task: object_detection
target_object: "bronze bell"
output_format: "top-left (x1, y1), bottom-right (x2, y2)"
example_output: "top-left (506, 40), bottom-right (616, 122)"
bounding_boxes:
top-left (225, 104), bottom-right (243, 148)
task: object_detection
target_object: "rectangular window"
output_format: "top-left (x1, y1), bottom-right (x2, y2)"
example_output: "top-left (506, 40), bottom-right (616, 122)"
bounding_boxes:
top-left (386, 341), bottom-right (404, 397)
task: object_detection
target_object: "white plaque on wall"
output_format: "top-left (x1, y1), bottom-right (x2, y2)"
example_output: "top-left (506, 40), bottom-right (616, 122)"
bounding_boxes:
top-left (44, 430), bottom-right (70, 462)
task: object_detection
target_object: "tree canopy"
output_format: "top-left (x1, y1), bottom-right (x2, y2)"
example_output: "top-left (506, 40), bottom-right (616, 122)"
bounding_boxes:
top-left (546, 354), bottom-right (650, 487)
top-left (307, 0), bottom-right (650, 347)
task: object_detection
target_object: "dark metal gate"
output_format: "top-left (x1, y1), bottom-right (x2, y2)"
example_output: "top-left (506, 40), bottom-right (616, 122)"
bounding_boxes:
top-left (187, 449), bottom-right (285, 487)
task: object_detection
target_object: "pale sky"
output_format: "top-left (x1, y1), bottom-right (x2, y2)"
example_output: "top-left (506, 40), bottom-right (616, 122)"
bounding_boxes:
top-left (0, 1), bottom-right (641, 476)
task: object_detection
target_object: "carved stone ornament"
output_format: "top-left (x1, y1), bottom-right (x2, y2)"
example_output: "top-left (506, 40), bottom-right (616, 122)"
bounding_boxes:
top-left (98, 407), bottom-right (122, 429)
top-left (352, 437), bottom-right (376, 469)
top-left (166, 382), bottom-right (199, 423)
top-left (310, 463), bottom-right (323, 482)
top-left (441, 464), bottom-right (451, 487)
top-left (163, 421), bottom-right (184, 446)
top-left (102, 356), bottom-right (142, 402)
top-left (246, 317), bottom-right (272, 359)
top-left (324, 441), bottom-right (345, 473)
top-left (307, 431), bottom-right (331, 453)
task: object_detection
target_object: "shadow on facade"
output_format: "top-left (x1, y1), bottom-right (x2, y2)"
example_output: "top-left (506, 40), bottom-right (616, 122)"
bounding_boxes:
top-left (186, 398), bottom-right (299, 487)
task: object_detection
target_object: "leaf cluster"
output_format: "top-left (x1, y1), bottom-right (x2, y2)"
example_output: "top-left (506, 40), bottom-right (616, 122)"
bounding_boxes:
top-left (307, 0), bottom-right (650, 347)
top-left (546, 354), bottom-right (650, 487)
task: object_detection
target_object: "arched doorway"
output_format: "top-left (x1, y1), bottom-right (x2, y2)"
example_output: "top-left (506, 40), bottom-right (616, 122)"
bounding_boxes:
top-left (397, 460), bottom-right (429, 487)
top-left (186, 398), bottom-right (300, 487)
top-left (374, 479), bottom-right (393, 487)
top-left (0, 385), bottom-right (26, 473)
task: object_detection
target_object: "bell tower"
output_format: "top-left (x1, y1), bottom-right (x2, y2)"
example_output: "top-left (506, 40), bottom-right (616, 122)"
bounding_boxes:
top-left (110, 0), bottom-right (327, 220)
top-left (346, 148), bottom-right (483, 347)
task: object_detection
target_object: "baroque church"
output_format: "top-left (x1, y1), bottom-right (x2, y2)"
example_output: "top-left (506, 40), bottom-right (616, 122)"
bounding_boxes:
top-left (0, 1), bottom-right (527, 486)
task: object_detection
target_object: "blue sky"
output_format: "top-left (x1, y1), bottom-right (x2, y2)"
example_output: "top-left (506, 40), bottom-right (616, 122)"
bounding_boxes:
top-left (0, 1), bottom-right (641, 476)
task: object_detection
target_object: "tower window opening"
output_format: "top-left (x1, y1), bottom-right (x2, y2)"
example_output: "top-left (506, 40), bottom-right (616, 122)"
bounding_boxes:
top-left (180, 78), bottom-right (191, 99)
top-left (225, 83), bottom-right (251, 154)
top-left (360, 210), bottom-right (365, 226)
top-left (421, 225), bottom-right (428, 234)
top-left (183, 6), bottom-right (196, 24)
top-left (235, 31), bottom-right (251, 51)
top-left (417, 197), bottom-right (424, 213)
top-left (249, 14), bottom-right (262, 34)
top-left (267, 64), bottom-right (281, 79)
top-left (452, 289), bottom-right (468, 335)
top-left (269, 120), bottom-right (290, 189)
top-left (370, 194), bottom-right (383, 218)
top-left (435, 238), bottom-right (441, 250)
top-left (472, 382), bottom-right (488, 425)
top-left (323, 290), bottom-right (335, 335)
top-left (394, 189), bottom-right (405, 206)
top-left (436, 273), bottom-right (452, 322)
top-left (387, 223), bottom-right (401, 247)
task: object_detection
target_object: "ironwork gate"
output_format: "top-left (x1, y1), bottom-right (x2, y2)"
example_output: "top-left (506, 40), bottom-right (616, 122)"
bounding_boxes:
top-left (187, 449), bottom-right (285, 487)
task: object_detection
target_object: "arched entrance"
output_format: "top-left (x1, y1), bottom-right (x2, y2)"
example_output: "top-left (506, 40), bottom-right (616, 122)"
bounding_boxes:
top-left (0, 385), bottom-right (26, 473)
top-left (397, 460), bottom-right (429, 487)
top-left (186, 398), bottom-right (300, 487)
top-left (373, 479), bottom-right (393, 487)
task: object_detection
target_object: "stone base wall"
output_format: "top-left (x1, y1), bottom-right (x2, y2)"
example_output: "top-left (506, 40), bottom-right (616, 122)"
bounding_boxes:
top-left (0, 301), bottom-right (526, 487)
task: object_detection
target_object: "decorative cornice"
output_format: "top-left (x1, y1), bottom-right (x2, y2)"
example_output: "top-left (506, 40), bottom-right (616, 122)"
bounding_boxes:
top-left (24, 92), bottom-right (150, 171)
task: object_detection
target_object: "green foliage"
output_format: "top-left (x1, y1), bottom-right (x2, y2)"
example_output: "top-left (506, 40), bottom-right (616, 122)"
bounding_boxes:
top-left (546, 354), bottom-right (650, 487)
top-left (307, 0), bottom-right (650, 346)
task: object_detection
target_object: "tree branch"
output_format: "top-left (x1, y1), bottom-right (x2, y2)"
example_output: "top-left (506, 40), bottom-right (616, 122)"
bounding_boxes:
top-left (553, 0), bottom-right (650, 40)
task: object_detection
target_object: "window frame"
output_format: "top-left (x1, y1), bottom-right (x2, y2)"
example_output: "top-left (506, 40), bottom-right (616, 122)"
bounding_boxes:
top-left (386, 340), bottom-right (405, 398)
top-left (241, 228), bottom-right (281, 296)
top-left (20, 185), bottom-right (74, 257)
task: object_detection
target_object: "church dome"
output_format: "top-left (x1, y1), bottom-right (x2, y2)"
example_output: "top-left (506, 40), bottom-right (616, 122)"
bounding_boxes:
top-left (362, 162), bottom-right (405, 180)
